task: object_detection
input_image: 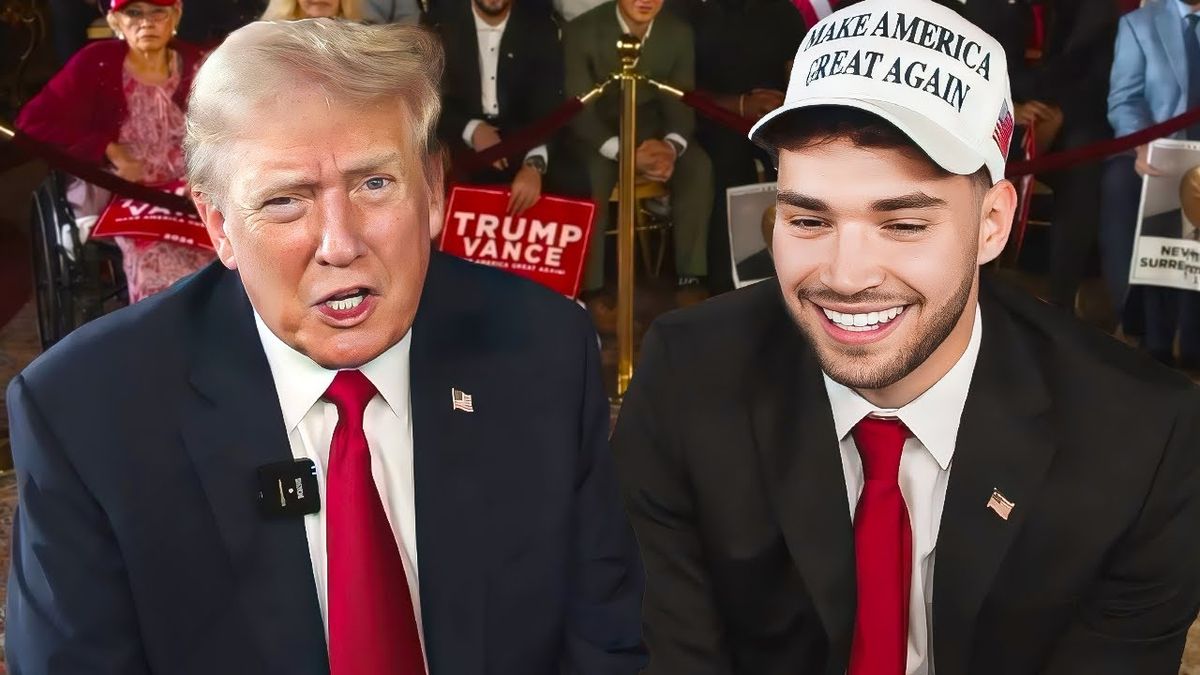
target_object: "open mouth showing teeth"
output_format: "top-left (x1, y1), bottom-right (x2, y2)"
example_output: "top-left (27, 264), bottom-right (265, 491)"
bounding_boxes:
top-left (324, 289), bottom-right (368, 311)
top-left (821, 305), bottom-right (907, 332)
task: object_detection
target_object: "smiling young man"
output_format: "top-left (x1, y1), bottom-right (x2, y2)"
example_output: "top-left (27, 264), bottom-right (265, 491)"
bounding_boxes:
top-left (611, 0), bottom-right (1200, 673)
top-left (6, 20), bottom-right (644, 675)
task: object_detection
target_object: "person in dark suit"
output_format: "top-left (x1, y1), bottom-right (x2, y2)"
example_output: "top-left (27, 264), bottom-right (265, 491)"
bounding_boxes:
top-left (946, 0), bottom-right (1118, 312)
top-left (434, 0), bottom-right (585, 214)
top-left (666, 0), bottom-right (806, 293)
top-left (6, 20), bottom-right (644, 675)
top-left (612, 1), bottom-right (1200, 673)
top-left (564, 0), bottom-right (714, 300)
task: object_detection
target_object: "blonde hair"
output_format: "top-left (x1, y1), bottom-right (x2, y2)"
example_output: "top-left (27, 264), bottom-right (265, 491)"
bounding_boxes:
top-left (185, 19), bottom-right (443, 206)
top-left (261, 0), bottom-right (364, 21)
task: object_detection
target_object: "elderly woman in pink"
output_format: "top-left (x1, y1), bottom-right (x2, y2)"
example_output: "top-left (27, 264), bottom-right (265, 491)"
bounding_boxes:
top-left (17, 0), bottom-right (213, 302)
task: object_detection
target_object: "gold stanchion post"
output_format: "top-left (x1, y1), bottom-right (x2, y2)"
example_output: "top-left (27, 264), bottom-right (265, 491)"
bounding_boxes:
top-left (615, 34), bottom-right (641, 401)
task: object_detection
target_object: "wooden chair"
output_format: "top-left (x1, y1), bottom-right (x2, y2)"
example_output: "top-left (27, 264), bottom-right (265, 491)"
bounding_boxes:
top-left (607, 179), bottom-right (673, 277)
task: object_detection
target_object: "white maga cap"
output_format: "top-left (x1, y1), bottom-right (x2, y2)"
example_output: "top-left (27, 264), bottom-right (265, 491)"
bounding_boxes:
top-left (750, 0), bottom-right (1013, 184)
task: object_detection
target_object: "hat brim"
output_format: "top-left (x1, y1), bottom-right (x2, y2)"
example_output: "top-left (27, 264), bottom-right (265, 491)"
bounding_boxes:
top-left (749, 96), bottom-right (1001, 184)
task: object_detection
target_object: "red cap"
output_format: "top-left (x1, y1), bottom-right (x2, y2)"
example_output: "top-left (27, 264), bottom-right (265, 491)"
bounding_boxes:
top-left (110, 0), bottom-right (178, 12)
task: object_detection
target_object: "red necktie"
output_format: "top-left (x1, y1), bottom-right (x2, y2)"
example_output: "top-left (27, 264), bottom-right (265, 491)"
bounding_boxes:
top-left (323, 370), bottom-right (425, 675)
top-left (848, 416), bottom-right (913, 675)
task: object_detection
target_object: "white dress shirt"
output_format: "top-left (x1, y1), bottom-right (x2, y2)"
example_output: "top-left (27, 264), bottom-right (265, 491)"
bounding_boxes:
top-left (252, 313), bottom-right (425, 661)
top-left (822, 304), bottom-right (983, 675)
top-left (463, 6), bottom-right (548, 166)
top-left (599, 5), bottom-right (689, 162)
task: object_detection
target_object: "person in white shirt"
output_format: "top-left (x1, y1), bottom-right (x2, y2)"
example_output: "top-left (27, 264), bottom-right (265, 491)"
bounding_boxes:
top-left (6, 19), bottom-right (645, 675)
top-left (436, 0), bottom-right (587, 214)
top-left (613, 0), bottom-right (1200, 673)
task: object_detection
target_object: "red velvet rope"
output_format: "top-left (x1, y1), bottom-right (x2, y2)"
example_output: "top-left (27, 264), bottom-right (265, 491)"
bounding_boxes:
top-left (7, 128), bottom-right (198, 214)
top-left (681, 90), bottom-right (755, 137)
top-left (450, 97), bottom-right (585, 178)
top-left (1004, 107), bottom-right (1200, 177)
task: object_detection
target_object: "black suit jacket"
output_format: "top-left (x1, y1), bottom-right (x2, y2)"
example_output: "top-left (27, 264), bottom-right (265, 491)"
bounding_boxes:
top-left (612, 276), bottom-right (1200, 674)
top-left (6, 253), bottom-right (645, 674)
top-left (435, 7), bottom-right (563, 162)
top-left (945, 0), bottom-right (1117, 132)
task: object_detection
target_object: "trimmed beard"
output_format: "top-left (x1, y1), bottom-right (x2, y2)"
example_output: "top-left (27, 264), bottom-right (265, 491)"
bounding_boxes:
top-left (789, 268), bottom-right (974, 391)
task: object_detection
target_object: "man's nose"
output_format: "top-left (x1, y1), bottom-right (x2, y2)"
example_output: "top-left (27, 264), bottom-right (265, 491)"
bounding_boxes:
top-left (819, 224), bottom-right (886, 297)
top-left (314, 192), bottom-right (367, 267)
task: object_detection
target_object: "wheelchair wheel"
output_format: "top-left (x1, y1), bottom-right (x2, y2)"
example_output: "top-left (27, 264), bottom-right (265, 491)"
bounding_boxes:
top-left (29, 173), bottom-right (127, 351)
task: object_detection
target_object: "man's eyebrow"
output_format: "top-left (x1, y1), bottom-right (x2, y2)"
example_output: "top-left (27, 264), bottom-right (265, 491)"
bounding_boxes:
top-left (240, 152), bottom-right (409, 206)
top-left (870, 192), bottom-right (947, 211)
top-left (777, 190), bottom-right (830, 212)
top-left (340, 151), bottom-right (406, 176)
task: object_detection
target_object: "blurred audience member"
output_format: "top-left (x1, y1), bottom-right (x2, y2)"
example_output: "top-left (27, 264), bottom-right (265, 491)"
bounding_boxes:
top-left (48, 0), bottom-right (101, 65)
top-left (564, 0), bottom-right (713, 309)
top-left (950, 0), bottom-right (1117, 312)
top-left (1103, 0), bottom-right (1200, 369)
top-left (262, 0), bottom-right (363, 20)
top-left (669, 0), bottom-right (805, 293)
top-left (17, 0), bottom-right (213, 303)
top-left (362, 0), bottom-right (422, 22)
top-left (437, 0), bottom-right (585, 213)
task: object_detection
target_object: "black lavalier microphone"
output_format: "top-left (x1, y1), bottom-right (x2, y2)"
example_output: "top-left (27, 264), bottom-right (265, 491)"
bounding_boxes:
top-left (257, 459), bottom-right (321, 517)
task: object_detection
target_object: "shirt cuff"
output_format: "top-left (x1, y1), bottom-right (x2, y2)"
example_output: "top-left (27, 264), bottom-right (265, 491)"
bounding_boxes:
top-left (463, 119), bottom-right (485, 149)
top-left (600, 136), bottom-right (620, 161)
top-left (664, 133), bottom-right (688, 157)
top-left (524, 144), bottom-right (549, 167)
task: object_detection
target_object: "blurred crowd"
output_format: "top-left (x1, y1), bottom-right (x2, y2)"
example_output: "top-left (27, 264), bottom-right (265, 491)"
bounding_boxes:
top-left (17, 0), bottom-right (1200, 369)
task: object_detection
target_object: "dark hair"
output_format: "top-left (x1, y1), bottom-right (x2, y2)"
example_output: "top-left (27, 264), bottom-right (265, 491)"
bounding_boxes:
top-left (758, 106), bottom-right (992, 193)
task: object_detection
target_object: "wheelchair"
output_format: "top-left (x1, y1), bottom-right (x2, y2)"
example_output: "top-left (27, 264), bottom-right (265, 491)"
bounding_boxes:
top-left (29, 171), bottom-right (128, 351)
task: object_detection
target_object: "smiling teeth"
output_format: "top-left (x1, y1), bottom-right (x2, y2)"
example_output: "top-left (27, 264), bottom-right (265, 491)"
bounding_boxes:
top-left (326, 294), bottom-right (365, 311)
top-left (822, 305), bottom-right (905, 331)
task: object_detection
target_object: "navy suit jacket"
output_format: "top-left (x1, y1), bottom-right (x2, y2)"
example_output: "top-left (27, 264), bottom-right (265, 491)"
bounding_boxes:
top-left (5, 252), bottom-right (645, 674)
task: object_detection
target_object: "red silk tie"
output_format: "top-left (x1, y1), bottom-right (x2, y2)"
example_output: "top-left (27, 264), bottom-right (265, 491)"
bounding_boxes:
top-left (848, 416), bottom-right (913, 675)
top-left (323, 370), bottom-right (425, 675)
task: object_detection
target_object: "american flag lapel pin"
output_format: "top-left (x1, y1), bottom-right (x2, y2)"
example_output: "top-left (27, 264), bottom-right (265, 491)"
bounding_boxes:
top-left (986, 488), bottom-right (1015, 521)
top-left (451, 388), bottom-right (475, 413)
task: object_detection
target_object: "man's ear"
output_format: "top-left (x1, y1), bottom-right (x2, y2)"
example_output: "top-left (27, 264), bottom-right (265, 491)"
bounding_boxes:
top-left (977, 179), bottom-right (1017, 266)
top-left (192, 190), bottom-right (238, 270)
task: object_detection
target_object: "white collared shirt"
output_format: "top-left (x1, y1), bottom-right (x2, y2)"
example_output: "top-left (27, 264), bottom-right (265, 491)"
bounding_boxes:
top-left (462, 6), bottom-right (548, 166)
top-left (822, 304), bottom-right (983, 675)
top-left (598, 5), bottom-right (688, 161)
top-left (252, 312), bottom-right (425, 663)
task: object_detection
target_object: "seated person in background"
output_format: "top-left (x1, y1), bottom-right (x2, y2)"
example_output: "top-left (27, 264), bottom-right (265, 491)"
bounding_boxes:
top-left (16, 0), bottom-right (213, 303)
top-left (951, 0), bottom-right (1117, 313)
top-left (564, 0), bottom-right (713, 312)
top-left (667, 0), bottom-right (806, 294)
top-left (262, 0), bottom-right (364, 20)
top-left (6, 19), bottom-right (644, 675)
top-left (1103, 0), bottom-right (1200, 370)
top-left (435, 0), bottom-right (585, 214)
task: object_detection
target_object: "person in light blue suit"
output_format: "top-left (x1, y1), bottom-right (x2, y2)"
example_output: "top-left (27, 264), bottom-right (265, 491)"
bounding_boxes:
top-left (1101, 0), bottom-right (1200, 369)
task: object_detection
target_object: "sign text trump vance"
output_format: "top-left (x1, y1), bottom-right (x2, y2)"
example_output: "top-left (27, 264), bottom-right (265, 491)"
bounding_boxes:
top-left (450, 211), bottom-right (586, 269)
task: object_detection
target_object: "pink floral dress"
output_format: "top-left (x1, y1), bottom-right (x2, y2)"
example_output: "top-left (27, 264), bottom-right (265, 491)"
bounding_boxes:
top-left (114, 53), bottom-right (215, 303)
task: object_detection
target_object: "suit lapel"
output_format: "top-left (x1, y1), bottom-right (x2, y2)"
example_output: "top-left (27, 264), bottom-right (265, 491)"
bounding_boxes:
top-left (748, 299), bottom-right (856, 674)
top-left (180, 268), bottom-right (329, 673)
top-left (410, 253), bottom-right (488, 674)
top-left (931, 288), bottom-right (1055, 675)
top-left (1153, 2), bottom-right (1189, 95)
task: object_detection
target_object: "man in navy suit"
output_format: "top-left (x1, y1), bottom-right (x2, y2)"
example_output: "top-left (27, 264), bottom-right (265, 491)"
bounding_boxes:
top-left (5, 19), bottom-right (644, 675)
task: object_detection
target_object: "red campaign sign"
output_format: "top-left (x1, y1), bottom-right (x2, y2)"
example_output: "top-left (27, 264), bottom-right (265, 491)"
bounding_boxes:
top-left (91, 180), bottom-right (214, 251)
top-left (439, 186), bottom-right (595, 297)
